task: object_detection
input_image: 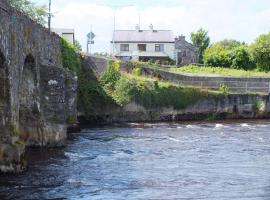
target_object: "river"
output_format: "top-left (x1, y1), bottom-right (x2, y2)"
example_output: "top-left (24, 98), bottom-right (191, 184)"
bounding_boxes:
top-left (1, 121), bottom-right (270, 200)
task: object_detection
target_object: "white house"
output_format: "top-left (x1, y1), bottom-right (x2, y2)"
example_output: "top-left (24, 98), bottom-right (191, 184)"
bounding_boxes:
top-left (111, 25), bottom-right (175, 62)
top-left (52, 28), bottom-right (75, 45)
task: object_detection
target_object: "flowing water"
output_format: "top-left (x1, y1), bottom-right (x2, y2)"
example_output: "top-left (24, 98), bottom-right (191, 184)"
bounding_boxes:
top-left (1, 121), bottom-right (270, 200)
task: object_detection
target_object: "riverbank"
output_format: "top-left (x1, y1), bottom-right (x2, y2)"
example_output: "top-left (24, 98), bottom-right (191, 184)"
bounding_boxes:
top-left (78, 59), bottom-right (270, 126)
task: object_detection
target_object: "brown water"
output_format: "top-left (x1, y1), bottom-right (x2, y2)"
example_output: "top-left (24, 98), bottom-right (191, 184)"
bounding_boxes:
top-left (1, 121), bottom-right (270, 200)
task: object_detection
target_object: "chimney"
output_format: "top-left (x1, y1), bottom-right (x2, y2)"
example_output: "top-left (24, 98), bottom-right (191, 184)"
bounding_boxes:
top-left (149, 24), bottom-right (154, 31)
top-left (179, 35), bottom-right (185, 41)
top-left (135, 24), bottom-right (140, 31)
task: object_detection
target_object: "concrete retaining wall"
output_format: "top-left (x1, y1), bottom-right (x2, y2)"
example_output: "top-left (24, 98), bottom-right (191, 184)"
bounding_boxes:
top-left (136, 66), bottom-right (270, 94)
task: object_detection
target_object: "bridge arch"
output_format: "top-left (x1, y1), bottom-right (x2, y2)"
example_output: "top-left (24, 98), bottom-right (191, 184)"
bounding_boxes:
top-left (0, 50), bottom-right (8, 131)
top-left (19, 54), bottom-right (39, 144)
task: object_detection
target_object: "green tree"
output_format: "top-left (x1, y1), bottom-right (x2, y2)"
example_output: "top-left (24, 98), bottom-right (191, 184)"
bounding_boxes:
top-left (203, 39), bottom-right (253, 69)
top-left (74, 40), bottom-right (82, 53)
top-left (190, 28), bottom-right (210, 63)
top-left (250, 32), bottom-right (270, 71)
top-left (231, 45), bottom-right (254, 70)
top-left (216, 39), bottom-right (242, 49)
top-left (203, 43), bottom-right (232, 67)
top-left (8, 0), bottom-right (48, 25)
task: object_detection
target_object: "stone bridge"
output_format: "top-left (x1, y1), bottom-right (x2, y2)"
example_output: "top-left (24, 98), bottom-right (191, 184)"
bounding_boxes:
top-left (0, 1), bottom-right (77, 173)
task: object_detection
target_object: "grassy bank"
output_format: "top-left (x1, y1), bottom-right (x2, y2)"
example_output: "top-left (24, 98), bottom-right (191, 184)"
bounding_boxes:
top-left (168, 65), bottom-right (270, 77)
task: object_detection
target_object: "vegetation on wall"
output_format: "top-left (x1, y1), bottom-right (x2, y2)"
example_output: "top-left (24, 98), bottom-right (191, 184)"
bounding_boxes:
top-left (60, 38), bottom-right (81, 74)
top-left (100, 61), bottom-right (210, 110)
top-left (77, 63), bottom-right (116, 114)
top-left (74, 40), bottom-right (82, 53)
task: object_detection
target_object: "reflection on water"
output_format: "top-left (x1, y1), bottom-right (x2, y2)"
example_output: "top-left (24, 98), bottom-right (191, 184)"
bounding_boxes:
top-left (1, 121), bottom-right (270, 199)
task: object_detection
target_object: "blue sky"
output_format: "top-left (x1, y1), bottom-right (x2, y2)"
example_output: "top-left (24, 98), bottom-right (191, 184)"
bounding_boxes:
top-left (35, 0), bottom-right (270, 53)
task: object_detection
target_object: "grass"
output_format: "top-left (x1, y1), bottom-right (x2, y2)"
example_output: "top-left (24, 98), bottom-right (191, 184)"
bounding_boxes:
top-left (168, 65), bottom-right (270, 77)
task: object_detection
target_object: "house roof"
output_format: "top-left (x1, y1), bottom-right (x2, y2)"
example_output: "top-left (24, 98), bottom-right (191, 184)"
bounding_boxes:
top-left (113, 30), bottom-right (174, 43)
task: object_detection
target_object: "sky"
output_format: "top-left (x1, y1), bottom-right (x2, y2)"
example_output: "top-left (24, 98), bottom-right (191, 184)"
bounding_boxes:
top-left (35, 0), bottom-right (270, 53)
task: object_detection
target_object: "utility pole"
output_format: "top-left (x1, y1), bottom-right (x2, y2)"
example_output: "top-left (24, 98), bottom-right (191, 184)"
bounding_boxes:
top-left (112, 9), bottom-right (116, 56)
top-left (96, 4), bottom-right (135, 56)
top-left (48, 0), bottom-right (52, 32)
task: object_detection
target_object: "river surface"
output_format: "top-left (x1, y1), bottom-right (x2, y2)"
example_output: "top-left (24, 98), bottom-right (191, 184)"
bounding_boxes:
top-left (1, 121), bottom-right (270, 200)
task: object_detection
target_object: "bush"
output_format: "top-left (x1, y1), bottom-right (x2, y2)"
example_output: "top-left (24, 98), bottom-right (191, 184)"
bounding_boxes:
top-left (231, 45), bottom-right (254, 70)
top-left (203, 39), bottom-right (254, 70)
top-left (250, 33), bottom-right (270, 71)
top-left (203, 44), bottom-right (232, 67)
top-left (218, 84), bottom-right (229, 94)
top-left (113, 77), bottom-right (136, 106)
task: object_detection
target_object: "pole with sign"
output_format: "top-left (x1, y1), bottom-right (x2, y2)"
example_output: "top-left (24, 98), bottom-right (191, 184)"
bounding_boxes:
top-left (87, 25), bottom-right (95, 54)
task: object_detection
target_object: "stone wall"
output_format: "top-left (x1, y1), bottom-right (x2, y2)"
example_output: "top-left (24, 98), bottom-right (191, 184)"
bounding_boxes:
top-left (0, 1), bottom-right (77, 172)
top-left (81, 55), bottom-right (110, 76)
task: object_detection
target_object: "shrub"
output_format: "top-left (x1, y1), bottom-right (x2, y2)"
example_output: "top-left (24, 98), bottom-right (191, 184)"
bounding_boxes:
top-left (100, 61), bottom-right (121, 91)
top-left (218, 84), bottom-right (229, 94)
top-left (203, 39), bottom-right (254, 70)
top-left (132, 67), bottom-right (142, 76)
top-left (253, 100), bottom-right (265, 113)
top-left (203, 43), bottom-right (232, 67)
top-left (113, 77), bottom-right (136, 106)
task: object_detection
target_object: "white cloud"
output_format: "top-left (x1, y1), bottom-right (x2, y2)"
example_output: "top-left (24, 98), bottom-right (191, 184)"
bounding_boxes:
top-left (50, 0), bottom-right (270, 53)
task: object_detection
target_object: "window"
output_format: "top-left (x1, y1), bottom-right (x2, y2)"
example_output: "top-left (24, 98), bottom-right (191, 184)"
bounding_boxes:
top-left (138, 44), bottom-right (146, 51)
top-left (155, 44), bottom-right (164, 52)
top-left (120, 44), bottom-right (129, 52)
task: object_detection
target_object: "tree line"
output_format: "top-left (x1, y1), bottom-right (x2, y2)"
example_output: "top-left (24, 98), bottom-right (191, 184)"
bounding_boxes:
top-left (191, 28), bottom-right (270, 71)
